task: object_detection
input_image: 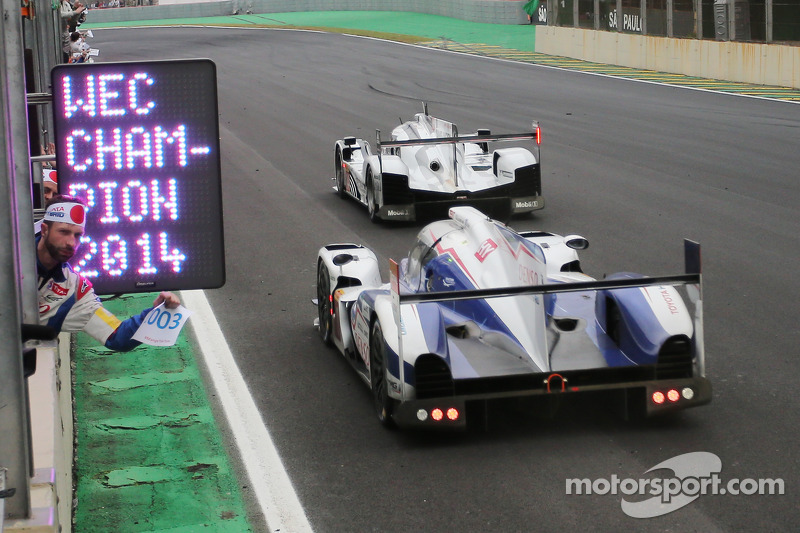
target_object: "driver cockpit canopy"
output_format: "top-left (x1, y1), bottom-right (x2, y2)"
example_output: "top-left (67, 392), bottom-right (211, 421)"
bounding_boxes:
top-left (403, 236), bottom-right (438, 292)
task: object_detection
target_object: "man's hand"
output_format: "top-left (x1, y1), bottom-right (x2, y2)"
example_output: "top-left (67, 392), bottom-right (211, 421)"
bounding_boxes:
top-left (152, 291), bottom-right (180, 309)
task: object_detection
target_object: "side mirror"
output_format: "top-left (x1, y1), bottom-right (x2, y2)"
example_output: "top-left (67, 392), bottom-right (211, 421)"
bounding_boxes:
top-left (564, 235), bottom-right (589, 250)
top-left (332, 253), bottom-right (354, 266)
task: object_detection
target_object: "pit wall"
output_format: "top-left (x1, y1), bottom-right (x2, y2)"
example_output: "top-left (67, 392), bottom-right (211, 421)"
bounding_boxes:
top-left (3, 336), bottom-right (71, 533)
top-left (536, 25), bottom-right (800, 90)
top-left (86, 0), bottom-right (799, 89)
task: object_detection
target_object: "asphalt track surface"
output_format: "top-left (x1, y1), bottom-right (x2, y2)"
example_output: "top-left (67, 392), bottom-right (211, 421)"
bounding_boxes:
top-left (91, 26), bottom-right (798, 532)
top-left (84, 12), bottom-right (800, 101)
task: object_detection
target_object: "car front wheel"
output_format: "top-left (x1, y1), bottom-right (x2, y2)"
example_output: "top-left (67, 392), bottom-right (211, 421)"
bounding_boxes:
top-left (317, 262), bottom-right (333, 345)
top-left (366, 169), bottom-right (379, 223)
top-left (335, 148), bottom-right (346, 199)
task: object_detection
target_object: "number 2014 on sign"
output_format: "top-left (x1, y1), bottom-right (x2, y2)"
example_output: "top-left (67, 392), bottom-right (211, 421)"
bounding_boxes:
top-left (76, 231), bottom-right (185, 277)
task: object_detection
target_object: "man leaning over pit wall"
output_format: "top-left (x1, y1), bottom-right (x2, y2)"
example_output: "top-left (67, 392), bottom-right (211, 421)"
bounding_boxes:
top-left (37, 194), bottom-right (180, 351)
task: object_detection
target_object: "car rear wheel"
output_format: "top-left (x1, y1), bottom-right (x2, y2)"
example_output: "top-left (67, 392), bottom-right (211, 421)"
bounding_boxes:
top-left (335, 148), bottom-right (346, 199)
top-left (366, 169), bottom-right (379, 223)
top-left (317, 262), bottom-right (333, 345)
top-left (370, 320), bottom-right (395, 427)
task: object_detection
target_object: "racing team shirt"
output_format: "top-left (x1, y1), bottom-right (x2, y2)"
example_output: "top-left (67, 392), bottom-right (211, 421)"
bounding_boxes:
top-left (36, 236), bottom-right (150, 351)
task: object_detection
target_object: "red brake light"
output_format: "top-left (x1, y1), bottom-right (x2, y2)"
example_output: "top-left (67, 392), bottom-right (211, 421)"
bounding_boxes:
top-left (667, 389), bottom-right (680, 402)
top-left (652, 391), bottom-right (665, 404)
top-left (446, 408), bottom-right (459, 421)
top-left (431, 408), bottom-right (444, 421)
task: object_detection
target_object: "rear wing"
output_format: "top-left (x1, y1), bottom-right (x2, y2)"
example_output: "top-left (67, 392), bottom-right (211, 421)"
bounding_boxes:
top-left (378, 129), bottom-right (541, 150)
top-left (399, 240), bottom-right (701, 303)
top-left (400, 272), bottom-right (698, 303)
top-left (379, 102), bottom-right (541, 150)
top-left (390, 240), bottom-right (704, 388)
top-left (375, 106), bottom-right (541, 188)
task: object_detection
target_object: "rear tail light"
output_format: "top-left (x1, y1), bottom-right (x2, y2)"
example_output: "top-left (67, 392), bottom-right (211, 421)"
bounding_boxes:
top-left (667, 389), bottom-right (680, 402)
top-left (651, 387), bottom-right (695, 405)
top-left (416, 406), bottom-right (461, 423)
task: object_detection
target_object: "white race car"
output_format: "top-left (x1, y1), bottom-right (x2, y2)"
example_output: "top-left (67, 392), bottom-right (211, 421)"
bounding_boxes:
top-left (315, 206), bottom-right (710, 430)
top-left (333, 104), bottom-right (543, 222)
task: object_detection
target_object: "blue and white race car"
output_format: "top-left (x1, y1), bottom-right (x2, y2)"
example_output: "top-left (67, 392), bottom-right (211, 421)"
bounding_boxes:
top-left (315, 206), bottom-right (711, 429)
top-left (333, 104), bottom-right (543, 222)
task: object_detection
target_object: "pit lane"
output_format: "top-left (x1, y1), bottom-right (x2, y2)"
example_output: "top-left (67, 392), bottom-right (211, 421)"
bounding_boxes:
top-left (93, 26), bottom-right (799, 532)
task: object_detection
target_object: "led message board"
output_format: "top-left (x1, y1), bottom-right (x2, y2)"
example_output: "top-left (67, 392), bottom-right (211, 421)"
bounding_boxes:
top-left (51, 59), bottom-right (225, 294)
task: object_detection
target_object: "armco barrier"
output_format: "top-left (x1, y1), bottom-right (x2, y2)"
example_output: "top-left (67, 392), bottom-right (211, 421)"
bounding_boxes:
top-left (86, 0), bottom-right (529, 25)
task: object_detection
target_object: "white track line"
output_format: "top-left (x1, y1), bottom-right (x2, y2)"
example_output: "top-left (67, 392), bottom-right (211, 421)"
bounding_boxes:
top-left (181, 289), bottom-right (313, 533)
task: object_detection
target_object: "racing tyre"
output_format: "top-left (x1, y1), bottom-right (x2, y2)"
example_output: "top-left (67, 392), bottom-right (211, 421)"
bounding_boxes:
top-left (366, 169), bottom-right (379, 224)
top-left (317, 262), bottom-right (333, 345)
top-left (370, 320), bottom-right (396, 427)
top-left (335, 148), bottom-right (346, 199)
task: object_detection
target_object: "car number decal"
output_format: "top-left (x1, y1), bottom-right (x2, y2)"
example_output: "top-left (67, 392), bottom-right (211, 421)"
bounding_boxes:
top-left (352, 303), bottom-right (370, 365)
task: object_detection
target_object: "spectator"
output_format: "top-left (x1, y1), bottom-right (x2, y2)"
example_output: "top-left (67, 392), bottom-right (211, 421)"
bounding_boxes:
top-left (42, 142), bottom-right (56, 169)
top-left (60, 1), bottom-right (86, 60)
top-left (69, 31), bottom-right (90, 63)
top-left (43, 169), bottom-right (58, 200)
top-left (523, 0), bottom-right (541, 24)
top-left (37, 194), bottom-right (181, 351)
